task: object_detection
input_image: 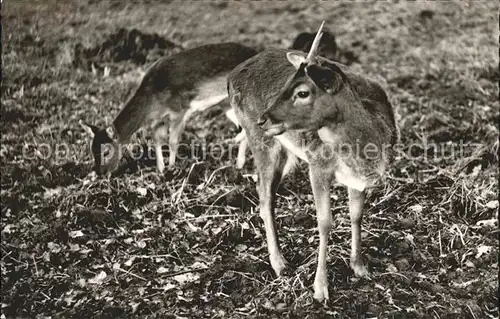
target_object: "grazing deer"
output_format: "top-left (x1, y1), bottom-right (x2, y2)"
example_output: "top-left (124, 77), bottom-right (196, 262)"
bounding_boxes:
top-left (227, 22), bottom-right (397, 301)
top-left (80, 42), bottom-right (257, 175)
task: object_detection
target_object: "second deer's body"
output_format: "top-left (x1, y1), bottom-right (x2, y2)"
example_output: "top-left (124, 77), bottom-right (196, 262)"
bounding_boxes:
top-left (82, 43), bottom-right (257, 174)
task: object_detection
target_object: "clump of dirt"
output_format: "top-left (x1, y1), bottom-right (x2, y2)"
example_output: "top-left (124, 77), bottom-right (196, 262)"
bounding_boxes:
top-left (73, 28), bottom-right (180, 69)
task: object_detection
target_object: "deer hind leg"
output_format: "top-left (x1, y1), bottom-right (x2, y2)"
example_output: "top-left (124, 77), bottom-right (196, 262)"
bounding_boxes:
top-left (309, 165), bottom-right (334, 302)
top-left (225, 108), bottom-right (247, 169)
top-left (167, 112), bottom-right (188, 168)
top-left (348, 188), bottom-right (368, 277)
top-left (153, 122), bottom-right (169, 173)
top-left (235, 135), bottom-right (248, 169)
top-left (252, 138), bottom-right (289, 276)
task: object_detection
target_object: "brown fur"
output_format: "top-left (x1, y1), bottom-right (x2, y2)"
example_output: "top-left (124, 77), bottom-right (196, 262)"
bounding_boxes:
top-left (83, 43), bottom-right (257, 175)
top-left (228, 48), bottom-right (397, 301)
top-left (114, 43), bottom-right (257, 142)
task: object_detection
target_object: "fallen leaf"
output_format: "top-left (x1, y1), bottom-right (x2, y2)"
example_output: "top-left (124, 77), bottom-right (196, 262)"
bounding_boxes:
top-left (69, 230), bottom-right (84, 238)
top-left (136, 240), bottom-right (146, 248)
top-left (1, 224), bottom-right (15, 234)
top-left (451, 278), bottom-right (479, 288)
top-left (191, 261), bottom-right (207, 269)
top-left (186, 221), bottom-right (198, 232)
top-left (129, 301), bottom-right (140, 314)
top-left (485, 200), bottom-right (498, 209)
top-left (43, 187), bottom-right (63, 199)
top-left (78, 278), bottom-right (86, 288)
top-left (236, 244), bottom-right (247, 252)
top-left (124, 257), bottom-right (135, 267)
top-left (69, 243), bottom-right (80, 251)
top-left (475, 245), bottom-right (492, 258)
top-left (136, 187), bottom-right (147, 196)
top-left (386, 264), bottom-right (398, 273)
top-left (157, 267), bottom-right (169, 274)
top-left (163, 283), bottom-right (177, 291)
top-left (88, 271), bottom-right (107, 285)
top-left (173, 272), bottom-right (200, 284)
top-left (409, 204), bottom-right (423, 213)
top-left (47, 242), bottom-right (62, 253)
top-left (405, 234), bottom-right (415, 246)
top-left (476, 218), bottom-right (497, 228)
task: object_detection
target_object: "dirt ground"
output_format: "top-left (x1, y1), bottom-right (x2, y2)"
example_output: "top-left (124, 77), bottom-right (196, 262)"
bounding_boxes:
top-left (1, 1), bottom-right (498, 318)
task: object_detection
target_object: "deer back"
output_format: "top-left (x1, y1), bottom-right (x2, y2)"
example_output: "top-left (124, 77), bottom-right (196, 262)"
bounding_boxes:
top-left (113, 42), bottom-right (258, 142)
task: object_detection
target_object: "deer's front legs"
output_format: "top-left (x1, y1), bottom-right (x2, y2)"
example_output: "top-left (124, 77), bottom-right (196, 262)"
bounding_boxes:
top-left (258, 176), bottom-right (287, 276)
top-left (348, 188), bottom-right (368, 277)
top-left (255, 143), bottom-right (288, 276)
top-left (309, 166), bottom-right (333, 302)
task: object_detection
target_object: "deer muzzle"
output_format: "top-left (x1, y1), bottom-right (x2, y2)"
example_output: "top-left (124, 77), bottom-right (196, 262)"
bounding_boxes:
top-left (257, 113), bottom-right (286, 136)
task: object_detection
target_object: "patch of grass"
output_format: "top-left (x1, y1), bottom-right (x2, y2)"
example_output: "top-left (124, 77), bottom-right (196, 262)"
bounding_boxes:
top-left (1, 1), bottom-right (498, 318)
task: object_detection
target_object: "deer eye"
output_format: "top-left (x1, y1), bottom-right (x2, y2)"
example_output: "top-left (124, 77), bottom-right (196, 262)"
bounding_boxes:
top-left (297, 91), bottom-right (310, 98)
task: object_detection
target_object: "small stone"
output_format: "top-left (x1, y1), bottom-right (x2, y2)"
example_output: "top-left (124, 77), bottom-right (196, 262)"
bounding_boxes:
top-left (396, 240), bottom-right (411, 253)
top-left (275, 303), bottom-right (287, 312)
top-left (395, 258), bottom-right (410, 271)
top-left (486, 200), bottom-right (498, 209)
top-left (400, 218), bottom-right (415, 229)
top-left (387, 263), bottom-right (398, 272)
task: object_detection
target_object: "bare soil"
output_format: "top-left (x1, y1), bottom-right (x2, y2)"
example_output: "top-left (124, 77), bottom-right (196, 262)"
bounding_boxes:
top-left (1, 1), bottom-right (498, 318)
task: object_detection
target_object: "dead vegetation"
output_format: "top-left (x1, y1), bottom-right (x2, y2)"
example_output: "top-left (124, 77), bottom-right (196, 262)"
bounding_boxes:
top-left (1, 1), bottom-right (498, 318)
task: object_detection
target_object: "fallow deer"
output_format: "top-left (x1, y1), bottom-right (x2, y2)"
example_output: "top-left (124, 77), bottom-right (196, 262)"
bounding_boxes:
top-left (227, 22), bottom-right (398, 301)
top-left (80, 42), bottom-right (257, 175)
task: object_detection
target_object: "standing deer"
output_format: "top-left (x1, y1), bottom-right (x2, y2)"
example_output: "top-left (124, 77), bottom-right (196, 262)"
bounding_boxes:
top-left (227, 22), bottom-right (397, 301)
top-left (80, 42), bottom-right (257, 175)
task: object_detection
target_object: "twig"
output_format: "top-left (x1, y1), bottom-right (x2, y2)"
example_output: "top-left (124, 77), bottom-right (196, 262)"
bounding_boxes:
top-left (185, 213), bottom-right (238, 221)
top-left (204, 188), bottom-right (236, 215)
top-left (1, 250), bottom-right (12, 261)
top-left (40, 291), bottom-right (51, 301)
top-left (205, 164), bottom-right (231, 187)
top-left (378, 272), bottom-right (410, 280)
top-left (116, 267), bottom-right (148, 282)
top-left (438, 230), bottom-right (444, 257)
top-left (173, 163), bottom-right (197, 204)
top-left (129, 254), bottom-right (176, 259)
top-left (32, 255), bottom-right (39, 277)
top-left (159, 267), bottom-right (208, 278)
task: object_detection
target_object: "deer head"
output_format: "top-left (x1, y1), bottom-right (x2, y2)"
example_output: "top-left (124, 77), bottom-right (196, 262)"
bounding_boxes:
top-left (258, 22), bottom-right (348, 136)
top-left (80, 120), bottom-right (121, 175)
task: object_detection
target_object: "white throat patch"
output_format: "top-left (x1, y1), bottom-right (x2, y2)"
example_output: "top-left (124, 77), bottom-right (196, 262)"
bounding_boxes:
top-left (274, 134), bottom-right (309, 163)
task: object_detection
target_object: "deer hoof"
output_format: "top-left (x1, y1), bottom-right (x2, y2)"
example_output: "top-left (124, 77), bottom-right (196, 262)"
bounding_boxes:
top-left (270, 254), bottom-right (288, 277)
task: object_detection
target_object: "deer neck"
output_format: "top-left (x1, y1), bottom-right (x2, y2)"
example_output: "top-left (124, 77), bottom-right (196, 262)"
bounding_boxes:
top-left (112, 92), bottom-right (150, 143)
top-left (317, 86), bottom-right (372, 143)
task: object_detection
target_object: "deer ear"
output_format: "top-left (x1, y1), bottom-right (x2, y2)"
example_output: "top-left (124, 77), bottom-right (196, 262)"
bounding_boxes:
top-left (286, 52), bottom-right (306, 69)
top-left (305, 64), bottom-right (344, 94)
top-left (79, 120), bottom-right (98, 138)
